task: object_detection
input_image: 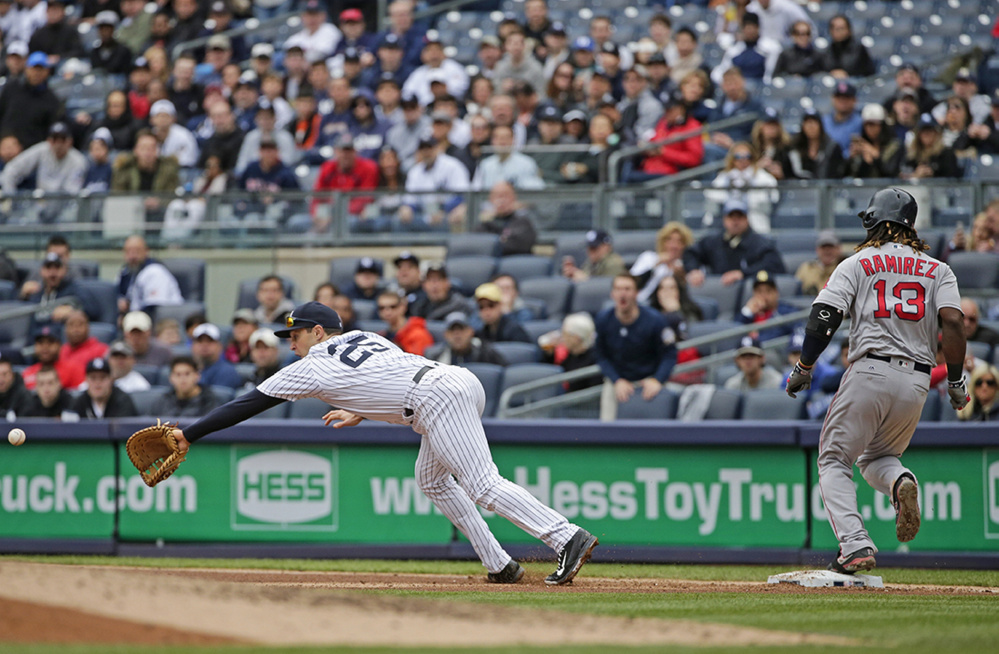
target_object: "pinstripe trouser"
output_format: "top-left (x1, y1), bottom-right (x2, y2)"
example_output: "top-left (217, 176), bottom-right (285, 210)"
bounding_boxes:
top-left (406, 365), bottom-right (579, 573)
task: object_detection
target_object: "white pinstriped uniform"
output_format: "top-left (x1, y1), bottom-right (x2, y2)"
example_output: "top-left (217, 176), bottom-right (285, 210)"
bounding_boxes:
top-left (257, 331), bottom-right (580, 573)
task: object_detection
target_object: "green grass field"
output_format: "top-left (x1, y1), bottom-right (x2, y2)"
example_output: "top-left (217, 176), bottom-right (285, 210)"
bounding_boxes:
top-left (3, 556), bottom-right (999, 654)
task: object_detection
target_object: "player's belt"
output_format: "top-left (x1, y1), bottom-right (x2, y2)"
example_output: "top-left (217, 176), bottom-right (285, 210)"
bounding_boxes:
top-left (865, 353), bottom-right (931, 375)
top-left (403, 365), bottom-right (438, 417)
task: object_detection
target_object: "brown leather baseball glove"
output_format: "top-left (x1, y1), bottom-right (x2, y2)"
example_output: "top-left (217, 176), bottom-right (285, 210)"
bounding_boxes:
top-left (126, 419), bottom-right (186, 487)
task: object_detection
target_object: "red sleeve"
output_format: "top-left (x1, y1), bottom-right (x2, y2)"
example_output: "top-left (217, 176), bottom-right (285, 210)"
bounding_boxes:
top-left (657, 123), bottom-right (704, 170)
top-left (347, 158), bottom-right (380, 214)
top-left (311, 161), bottom-right (335, 214)
top-left (930, 363), bottom-right (948, 387)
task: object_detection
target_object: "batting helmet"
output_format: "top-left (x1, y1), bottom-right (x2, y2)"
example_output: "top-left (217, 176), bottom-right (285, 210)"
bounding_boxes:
top-left (858, 187), bottom-right (918, 231)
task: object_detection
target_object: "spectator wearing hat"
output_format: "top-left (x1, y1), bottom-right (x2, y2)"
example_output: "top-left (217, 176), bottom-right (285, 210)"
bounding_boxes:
top-left (704, 67), bottom-right (763, 161)
top-left (17, 234), bottom-right (73, 302)
top-left (359, 33), bottom-right (414, 93)
top-left (72, 357), bottom-right (139, 419)
top-left (473, 282), bottom-right (531, 344)
top-left (887, 88), bottom-right (921, 145)
top-left (149, 99), bottom-right (199, 167)
top-left (400, 136), bottom-right (470, 231)
top-left (723, 336), bottom-right (782, 392)
top-left (932, 67), bottom-right (992, 126)
top-left (248, 43), bottom-right (276, 80)
top-left (198, 2), bottom-right (248, 62)
top-left (817, 14), bottom-right (874, 79)
top-left (562, 229), bottom-right (627, 282)
top-left (90, 10), bottom-right (133, 74)
top-left (191, 323), bottom-right (242, 389)
top-left (310, 133), bottom-right (379, 232)
top-left (152, 354), bottom-right (223, 418)
top-left (410, 263), bottom-right (469, 322)
top-left (83, 127), bottom-right (114, 193)
top-left (493, 27), bottom-right (546, 99)
top-left (795, 230), bottom-right (846, 296)
top-left (335, 8), bottom-right (378, 58)
top-left (240, 328), bottom-right (283, 391)
top-left (618, 66), bottom-right (663, 144)
top-left (401, 36), bottom-right (469, 107)
top-left (594, 273), bottom-right (677, 420)
top-left (736, 270), bottom-right (799, 342)
top-left (773, 19), bottom-right (820, 78)
top-left (389, 251), bottom-right (424, 306)
top-left (236, 133), bottom-right (300, 214)
top-left (23, 326), bottom-right (82, 391)
top-left (711, 12), bottom-right (781, 86)
top-left (632, 90), bottom-right (703, 181)
top-left (375, 289), bottom-right (433, 356)
top-left (59, 309), bottom-right (109, 382)
top-left (1, 121), bottom-right (86, 196)
top-left (0, 50), bottom-right (61, 147)
top-left (783, 110), bottom-right (845, 181)
top-left (348, 93), bottom-right (391, 161)
top-left (252, 275), bottom-right (295, 325)
top-left (474, 35), bottom-right (503, 80)
top-left (900, 113), bottom-right (961, 180)
top-left (235, 102), bottom-right (298, 174)
top-left (385, 93), bottom-right (430, 171)
top-left (19, 365), bottom-right (76, 419)
top-left (477, 181), bottom-right (538, 256)
top-left (642, 53), bottom-right (674, 101)
top-left (530, 104), bottom-right (573, 183)
top-left (107, 341), bottom-right (151, 393)
top-left (823, 81), bottom-right (862, 157)
top-left (27, 0), bottom-right (82, 67)
top-left (344, 257), bottom-right (384, 301)
top-left (883, 64), bottom-right (937, 116)
top-left (433, 311), bottom-right (507, 366)
top-left (224, 309), bottom-right (259, 364)
top-left (284, 1), bottom-right (341, 63)
top-left (588, 15), bottom-right (632, 71)
top-left (472, 123), bottom-right (545, 191)
top-left (684, 198), bottom-right (784, 287)
top-left (845, 103), bottom-right (903, 179)
top-left (166, 0), bottom-right (204, 49)
top-left (123, 310), bottom-right (172, 367)
top-left (25, 252), bottom-right (98, 332)
top-left (378, 0), bottom-right (425, 69)
top-left (1, 40), bottom-right (28, 80)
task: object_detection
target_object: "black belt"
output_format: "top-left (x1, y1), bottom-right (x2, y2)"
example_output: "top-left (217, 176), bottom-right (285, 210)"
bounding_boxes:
top-left (865, 353), bottom-right (931, 375)
top-left (404, 365), bottom-right (436, 417)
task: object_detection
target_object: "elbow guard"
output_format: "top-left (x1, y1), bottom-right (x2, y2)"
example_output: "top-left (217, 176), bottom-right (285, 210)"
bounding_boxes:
top-left (805, 302), bottom-right (844, 342)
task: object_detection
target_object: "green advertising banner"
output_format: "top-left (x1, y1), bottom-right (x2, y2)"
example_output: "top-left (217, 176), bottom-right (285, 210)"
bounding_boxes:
top-left (0, 443), bottom-right (115, 539)
top-left (809, 449), bottom-right (999, 552)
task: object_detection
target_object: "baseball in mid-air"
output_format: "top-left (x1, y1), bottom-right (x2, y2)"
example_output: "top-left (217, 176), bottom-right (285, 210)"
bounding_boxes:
top-left (8, 428), bottom-right (25, 446)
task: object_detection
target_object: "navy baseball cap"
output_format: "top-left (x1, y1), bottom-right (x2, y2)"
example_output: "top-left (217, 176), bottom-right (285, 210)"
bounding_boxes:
top-left (275, 301), bottom-right (344, 337)
top-left (86, 357), bottom-right (111, 375)
top-left (723, 197), bottom-right (749, 216)
top-left (537, 104), bottom-right (562, 122)
top-left (585, 229), bottom-right (612, 247)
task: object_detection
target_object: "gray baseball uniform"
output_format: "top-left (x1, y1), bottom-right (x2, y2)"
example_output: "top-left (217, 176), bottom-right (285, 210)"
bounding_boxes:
top-left (813, 242), bottom-right (962, 556)
top-left (258, 331), bottom-right (580, 574)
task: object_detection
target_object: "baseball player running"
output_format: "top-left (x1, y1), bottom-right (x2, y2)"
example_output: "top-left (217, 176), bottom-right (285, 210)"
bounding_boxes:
top-left (169, 301), bottom-right (598, 585)
top-left (786, 188), bottom-right (969, 574)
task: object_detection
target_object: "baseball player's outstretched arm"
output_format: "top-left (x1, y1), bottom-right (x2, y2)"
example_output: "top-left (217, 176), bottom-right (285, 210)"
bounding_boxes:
top-left (939, 307), bottom-right (967, 380)
top-left (798, 302), bottom-right (844, 366)
top-left (180, 389), bottom-right (288, 444)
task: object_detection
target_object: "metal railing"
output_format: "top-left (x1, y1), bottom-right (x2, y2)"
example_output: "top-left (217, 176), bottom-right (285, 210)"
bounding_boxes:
top-left (496, 308), bottom-right (813, 419)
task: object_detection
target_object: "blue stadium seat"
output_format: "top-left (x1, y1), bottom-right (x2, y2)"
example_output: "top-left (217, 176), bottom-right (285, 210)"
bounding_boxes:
top-left (446, 255), bottom-right (498, 296)
top-left (617, 389), bottom-right (679, 420)
top-left (211, 386), bottom-right (236, 403)
top-left (949, 252), bottom-right (999, 290)
top-left (0, 280), bottom-right (15, 301)
top-left (520, 277), bottom-right (573, 320)
top-left (131, 387), bottom-right (166, 416)
top-left (689, 276), bottom-right (743, 321)
top-left (496, 255), bottom-right (553, 280)
top-left (740, 389), bottom-right (807, 420)
top-left (499, 363), bottom-right (564, 408)
top-left (521, 319), bottom-right (562, 344)
top-left (553, 234), bottom-right (589, 272)
top-left (463, 362), bottom-right (504, 417)
top-left (687, 320), bottom-right (745, 356)
top-left (704, 389), bottom-right (743, 420)
top-left (491, 341), bottom-right (541, 365)
top-left (89, 322), bottom-right (118, 345)
top-left (447, 233), bottom-right (501, 257)
top-left (568, 277), bottom-right (613, 317)
top-left (426, 320), bottom-right (446, 344)
top-left (75, 279), bottom-right (118, 324)
top-left (162, 259), bottom-right (206, 302)
top-left (133, 364), bottom-right (162, 385)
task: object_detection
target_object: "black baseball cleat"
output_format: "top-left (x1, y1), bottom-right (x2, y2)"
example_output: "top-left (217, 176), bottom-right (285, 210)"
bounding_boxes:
top-left (828, 547), bottom-right (877, 575)
top-left (545, 528), bottom-right (599, 586)
top-left (487, 560), bottom-right (525, 584)
top-left (893, 474), bottom-right (920, 543)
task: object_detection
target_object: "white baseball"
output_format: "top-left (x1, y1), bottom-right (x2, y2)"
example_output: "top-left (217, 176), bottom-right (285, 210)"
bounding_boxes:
top-left (8, 428), bottom-right (25, 446)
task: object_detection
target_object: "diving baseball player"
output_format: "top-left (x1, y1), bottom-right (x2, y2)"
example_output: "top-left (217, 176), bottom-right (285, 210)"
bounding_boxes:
top-left (786, 188), bottom-right (969, 574)
top-left (170, 302), bottom-right (599, 585)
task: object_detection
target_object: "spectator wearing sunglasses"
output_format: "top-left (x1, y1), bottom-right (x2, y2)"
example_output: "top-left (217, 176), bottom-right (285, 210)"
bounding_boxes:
top-left (958, 364), bottom-right (999, 422)
top-left (376, 290), bottom-right (433, 356)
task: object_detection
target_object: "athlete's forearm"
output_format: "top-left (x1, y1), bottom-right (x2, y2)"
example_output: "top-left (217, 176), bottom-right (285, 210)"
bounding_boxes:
top-left (940, 309), bottom-right (967, 381)
top-left (799, 302), bottom-right (844, 367)
top-left (184, 389), bottom-right (287, 443)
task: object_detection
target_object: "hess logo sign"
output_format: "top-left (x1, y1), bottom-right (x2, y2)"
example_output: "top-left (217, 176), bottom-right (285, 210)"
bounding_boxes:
top-left (234, 449), bottom-right (338, 530)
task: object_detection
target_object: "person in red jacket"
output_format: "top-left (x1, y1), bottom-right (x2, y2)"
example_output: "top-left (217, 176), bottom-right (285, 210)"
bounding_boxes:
top-left (58, 309), bottom-right (109, 385)
top-left (631, 91), bottom-right (703, 182)
top-left (310, 132), bottom-right (379, 232)
top-left (23, 326), bottom-right (85, 391)
top-left (376, 290), bottom-right (434, 356)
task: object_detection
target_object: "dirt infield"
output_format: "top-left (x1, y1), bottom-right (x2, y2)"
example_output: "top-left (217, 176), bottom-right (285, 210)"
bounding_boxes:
top-left (0, 561), bottom-right (991, 647)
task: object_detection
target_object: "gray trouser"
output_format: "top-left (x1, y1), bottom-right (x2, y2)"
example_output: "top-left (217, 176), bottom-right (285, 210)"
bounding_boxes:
top-left (818, 355), bottom-right (928, 555)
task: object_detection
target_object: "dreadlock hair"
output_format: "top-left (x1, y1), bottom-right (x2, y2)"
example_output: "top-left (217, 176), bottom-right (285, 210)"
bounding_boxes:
top-left (855, 221), bottom-right (930, 254)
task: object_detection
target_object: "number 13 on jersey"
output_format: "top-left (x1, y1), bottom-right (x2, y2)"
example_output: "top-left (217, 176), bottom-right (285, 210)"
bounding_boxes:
top-left (873, 280), bottom-right (926, 321)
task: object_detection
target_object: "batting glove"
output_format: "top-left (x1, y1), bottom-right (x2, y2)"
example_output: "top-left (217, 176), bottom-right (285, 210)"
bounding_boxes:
top-left (948, 376), bottom-right (970, 410)
top-left (786, 361), bottom-right (812, 399)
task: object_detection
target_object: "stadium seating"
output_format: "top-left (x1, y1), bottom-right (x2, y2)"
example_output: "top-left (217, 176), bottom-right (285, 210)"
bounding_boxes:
top-left (0, 280), bottom-right (15, 301)
top-left (330, 257), bottom-right (384, 291)
top-left (445, 256), bottom-right (498, 296)
top-left (740, 390), bottom-right (808, 421)
top-left (163, 259), bottom-right (206, 303)
top-left (447, 233), bottom-right (501, 258)
top-left (617, 389), bottom-right (680, 420)
top-left (499, 363), bottom-right (564, 408)
top-left (464, 363), bottom-right (504, 418)
top-left (75, 280), bottom-right (119, 325)
top-left (568, 277), bottom-right (613, 317)
top-left (496, 255), bottom-right (553, 280)
top-left (704, 389), bottom-right (743, 420)
top-left (491, 341), bottom-right (541, 365)
top-left (520, 277), bottom-right (573, 321)
top-left (236, 275), bottom-right (298, 311)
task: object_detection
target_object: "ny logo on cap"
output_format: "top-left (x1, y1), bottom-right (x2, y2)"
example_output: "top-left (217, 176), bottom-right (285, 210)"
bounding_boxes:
top-left (286, 313), bottom-right (296, 328)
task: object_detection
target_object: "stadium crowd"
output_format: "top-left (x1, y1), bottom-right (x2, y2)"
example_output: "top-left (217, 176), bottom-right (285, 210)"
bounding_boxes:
top-left (0, 0), bottom-right (996, 234)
